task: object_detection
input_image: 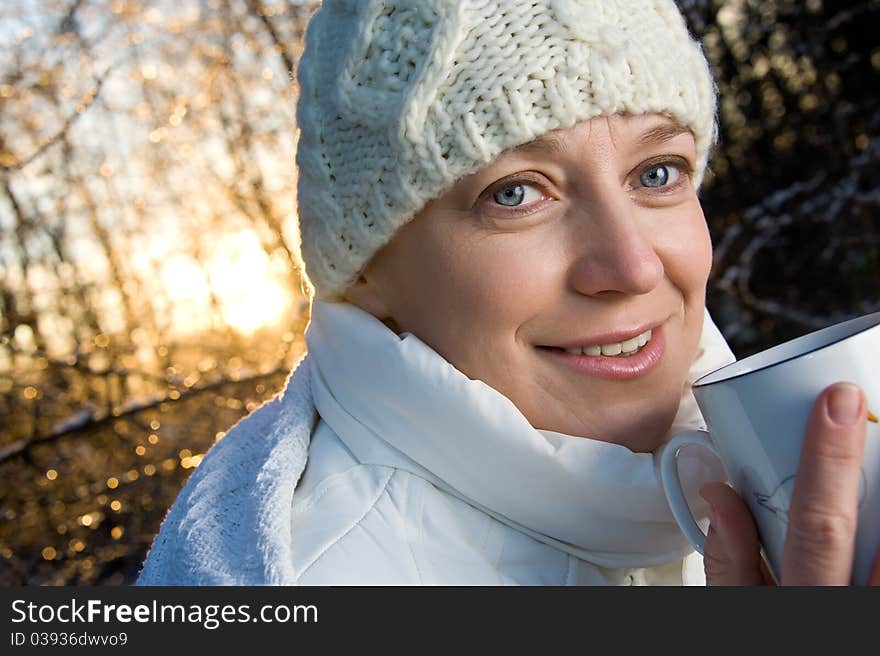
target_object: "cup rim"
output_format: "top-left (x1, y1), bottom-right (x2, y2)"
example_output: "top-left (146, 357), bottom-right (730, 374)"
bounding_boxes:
top-left (694, 310), bottom-right (880, 388)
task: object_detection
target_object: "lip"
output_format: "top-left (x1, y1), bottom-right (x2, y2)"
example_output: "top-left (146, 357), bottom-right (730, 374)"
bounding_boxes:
top-left (545, 319), bottom-right (665, 351)
top-left (538, 323), bottom-right (667, 380)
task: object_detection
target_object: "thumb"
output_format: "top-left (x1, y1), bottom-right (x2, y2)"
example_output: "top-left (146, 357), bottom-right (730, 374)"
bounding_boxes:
top-left (700, 482), bottom-right (767, 585)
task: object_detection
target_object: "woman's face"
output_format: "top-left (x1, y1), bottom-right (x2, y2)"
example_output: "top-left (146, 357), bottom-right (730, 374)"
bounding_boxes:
top-left (346, 113), bottom-right (713, 453)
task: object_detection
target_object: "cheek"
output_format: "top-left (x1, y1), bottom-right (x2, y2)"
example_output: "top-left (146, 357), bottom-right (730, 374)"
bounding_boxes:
top-left (395, 230), bottom-right (556, 366)
top-left (378, 224), bottom-right (520, 331)
top-left (445, 239), bottom-right (554, 333)
top-left (656, 206), bottom-right (713, 297)
top-left (657, 208), bottom-right (712, 365)
top-left (441, 244), bottom-right (558, 385)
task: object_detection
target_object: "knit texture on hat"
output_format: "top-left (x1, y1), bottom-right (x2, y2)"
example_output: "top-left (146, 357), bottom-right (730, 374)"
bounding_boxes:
top-left (295, 0), bottom-right (717, 299)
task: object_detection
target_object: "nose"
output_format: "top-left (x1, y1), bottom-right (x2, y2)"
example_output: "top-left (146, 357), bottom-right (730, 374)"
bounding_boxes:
top-left (566, 192), bottom-right (664, 298)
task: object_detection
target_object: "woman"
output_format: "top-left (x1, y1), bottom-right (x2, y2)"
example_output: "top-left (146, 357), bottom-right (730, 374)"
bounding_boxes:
top-left (138, 0), bottom-right (875, 585)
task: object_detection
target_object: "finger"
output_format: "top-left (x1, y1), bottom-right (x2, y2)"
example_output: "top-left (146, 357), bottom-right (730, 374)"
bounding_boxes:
top-left (700, 482), bottom-right (766, 585)
top-left (758, 555), bottom-right (778, 585)
top-left (782, 382), bottom-right (867, 585)
top-left (868, 549), bottom-right (880, 586)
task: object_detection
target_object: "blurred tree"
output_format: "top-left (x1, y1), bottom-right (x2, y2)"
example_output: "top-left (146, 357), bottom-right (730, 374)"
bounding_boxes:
top-left (0, 0), bottom-right (316, 585)
top-left (680, 0), bottom-right (880, 353)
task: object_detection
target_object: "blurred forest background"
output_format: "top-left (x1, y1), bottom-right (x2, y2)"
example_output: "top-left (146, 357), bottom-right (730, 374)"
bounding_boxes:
top-left (0, 0), bottom-right (877, 585)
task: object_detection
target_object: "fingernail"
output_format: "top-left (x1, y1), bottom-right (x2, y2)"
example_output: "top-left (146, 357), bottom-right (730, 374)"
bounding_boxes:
top-left (827, 383), bottom-right (863, 427)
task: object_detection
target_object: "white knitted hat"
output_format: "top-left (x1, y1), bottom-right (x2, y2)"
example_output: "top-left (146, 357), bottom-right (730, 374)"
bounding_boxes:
top-left (295, 0), bottom-right (717, 299)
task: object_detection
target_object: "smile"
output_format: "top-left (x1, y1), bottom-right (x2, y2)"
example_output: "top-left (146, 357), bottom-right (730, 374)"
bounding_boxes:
top-left (538, 324), bottom-right (666, 380)
top-left (561, 329), bottom-right (653, 357)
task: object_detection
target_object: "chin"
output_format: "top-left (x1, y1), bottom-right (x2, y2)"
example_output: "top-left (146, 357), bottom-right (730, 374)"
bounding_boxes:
top-left (609, 397), bottom-right (680, 453)
top-left (607, 428), bottom-right (668, 454)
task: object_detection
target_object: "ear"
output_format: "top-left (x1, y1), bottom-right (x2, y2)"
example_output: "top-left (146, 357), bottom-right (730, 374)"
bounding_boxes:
top-left (343, 270), bottom-right (394, 321)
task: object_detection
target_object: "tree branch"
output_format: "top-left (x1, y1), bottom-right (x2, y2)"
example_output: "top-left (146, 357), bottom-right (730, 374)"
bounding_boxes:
top-left (243, 0), bottom-right (297, 76)
top-left (0, 366), bottom-right (290, 465)
top-left (1, 67), bottom-right (114, 173)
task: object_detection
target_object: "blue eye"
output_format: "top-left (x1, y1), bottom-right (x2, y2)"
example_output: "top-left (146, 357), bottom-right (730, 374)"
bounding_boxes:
top-left (490, 181), bottom-right (544, 208)
top-left (493, 184), bottom-right (526, 206)
top-left (639, 164), bottom-right (680, 188)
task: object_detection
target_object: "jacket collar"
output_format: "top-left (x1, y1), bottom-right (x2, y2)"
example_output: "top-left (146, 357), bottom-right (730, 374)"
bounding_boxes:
top-left (303, 300), bottom-right (735, 568)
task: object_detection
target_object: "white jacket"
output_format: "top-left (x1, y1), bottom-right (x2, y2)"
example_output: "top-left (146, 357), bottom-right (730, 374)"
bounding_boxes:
top-left (138, 301), bottom-right (735, 586)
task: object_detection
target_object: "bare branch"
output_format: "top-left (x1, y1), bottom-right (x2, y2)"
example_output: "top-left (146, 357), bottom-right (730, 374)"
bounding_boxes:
top-left (1, 66), bottom-right (114, 173)
top-left (243, 0), bottom-right (297, 76)
top-left (0, 366), bottom-right (291, 465)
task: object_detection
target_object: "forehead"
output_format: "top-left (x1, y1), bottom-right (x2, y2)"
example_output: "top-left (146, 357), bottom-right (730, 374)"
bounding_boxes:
top-left (502, 115), bottom-right (692, 159)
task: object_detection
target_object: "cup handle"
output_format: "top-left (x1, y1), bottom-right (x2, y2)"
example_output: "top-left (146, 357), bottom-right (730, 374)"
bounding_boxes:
top-left (659, 429), bottom-right (720, 555)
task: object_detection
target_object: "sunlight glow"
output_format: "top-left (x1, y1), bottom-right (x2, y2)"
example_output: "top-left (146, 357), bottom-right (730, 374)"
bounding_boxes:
top-left (207, 232), bottom-right (291, 334)
top-left (159, 230), bottom-right (292, 335)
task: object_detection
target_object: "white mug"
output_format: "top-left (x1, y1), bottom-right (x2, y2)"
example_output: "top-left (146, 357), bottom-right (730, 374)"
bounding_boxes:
top-left (659, 311), bottom-right (880, 585)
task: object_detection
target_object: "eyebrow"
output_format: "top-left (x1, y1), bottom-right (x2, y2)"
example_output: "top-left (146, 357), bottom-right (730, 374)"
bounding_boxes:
top-left (505, 120), bottom-right (692, 159)
top-left (505, 132), bottom-right (569, 157)
top-left (636, 122), bottom-right (693, 147)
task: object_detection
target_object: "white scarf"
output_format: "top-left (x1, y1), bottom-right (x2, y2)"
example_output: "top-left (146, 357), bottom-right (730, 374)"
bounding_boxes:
top-left (306, 300), bottom-right (736, 570)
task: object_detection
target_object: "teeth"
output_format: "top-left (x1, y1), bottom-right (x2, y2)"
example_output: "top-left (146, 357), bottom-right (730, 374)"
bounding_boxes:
top-left (600, 342), bottom-right (622, 356)
top-left (560, 328), bottom-right (653, 357)
top-left (619, 336), bottom-right (640, 353)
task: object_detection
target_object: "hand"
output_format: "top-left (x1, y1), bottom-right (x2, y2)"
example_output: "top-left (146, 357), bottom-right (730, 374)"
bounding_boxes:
top-left (700, 382), bottom-right (880, 585)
